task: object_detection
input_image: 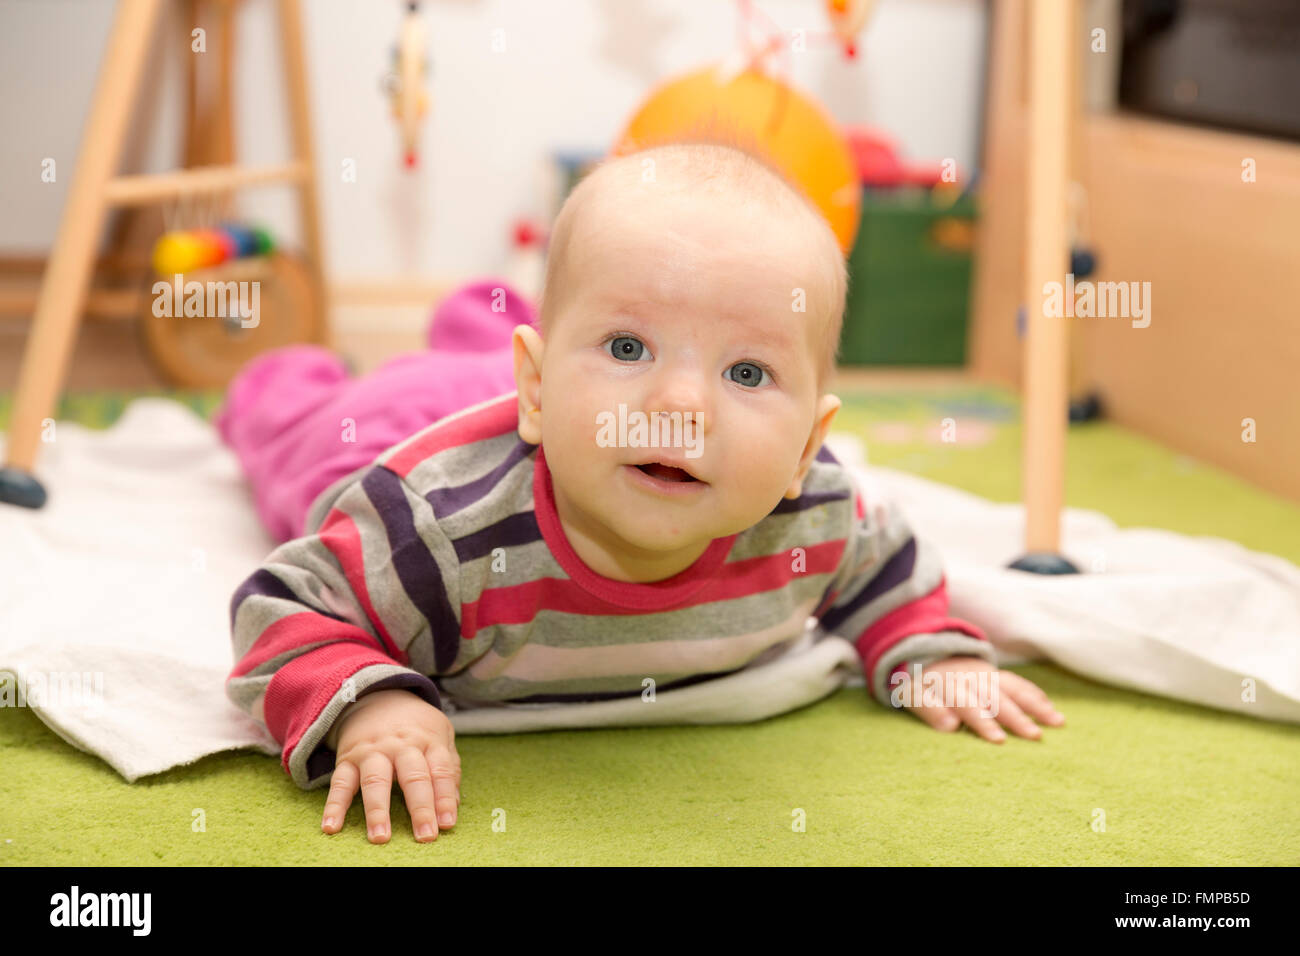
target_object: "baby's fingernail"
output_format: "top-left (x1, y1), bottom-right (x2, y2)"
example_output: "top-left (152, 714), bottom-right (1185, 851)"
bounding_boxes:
top-left (440, 812), bottom-right (455, 826)
top-left (369, 824), bottom-right (388, 840)
top-left (417, 823), bottom-right (434, 839)
top-left (990, 730), bottom-right (1006, 742)
top-left (323, 816), bottom-right (336, 830)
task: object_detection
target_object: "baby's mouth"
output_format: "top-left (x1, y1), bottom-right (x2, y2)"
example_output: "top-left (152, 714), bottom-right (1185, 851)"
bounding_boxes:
top-left (634, 462), bottom-right (699, 483)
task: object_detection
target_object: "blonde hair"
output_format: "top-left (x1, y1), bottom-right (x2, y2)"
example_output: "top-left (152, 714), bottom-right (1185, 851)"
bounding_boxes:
top-left (538, 141), bottom-right (846, 391)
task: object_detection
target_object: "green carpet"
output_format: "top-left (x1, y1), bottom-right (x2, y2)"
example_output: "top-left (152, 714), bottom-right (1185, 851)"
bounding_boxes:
top-left (2, 384), bottom-right (1298, 866)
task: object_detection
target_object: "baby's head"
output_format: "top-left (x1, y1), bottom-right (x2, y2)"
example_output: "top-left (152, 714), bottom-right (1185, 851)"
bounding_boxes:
top-left (513, 141), bottom-right (845, 579)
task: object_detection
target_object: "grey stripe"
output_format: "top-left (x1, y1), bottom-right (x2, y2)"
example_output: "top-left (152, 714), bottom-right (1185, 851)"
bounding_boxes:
top-left (440, 597), bottom-right (819, 699)
top-left (303, 462), bottom-right (371, 535)
top-left (399, 428), bottom-right (523, 503)
top-left (431, 447), bottom-right (536, 542)
top-left (231, 541), bottom-right (378, 660)
top-left (426, 438), bottom-right (535, 519)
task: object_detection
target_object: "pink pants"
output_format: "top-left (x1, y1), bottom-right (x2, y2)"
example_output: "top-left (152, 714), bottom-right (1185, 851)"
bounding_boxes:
top-left (214, 278), bottom-right (537, 543)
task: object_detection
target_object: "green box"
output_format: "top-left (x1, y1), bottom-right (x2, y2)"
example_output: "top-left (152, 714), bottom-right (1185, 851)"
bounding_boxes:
top-left (838, 189), bottom-right (978, 366)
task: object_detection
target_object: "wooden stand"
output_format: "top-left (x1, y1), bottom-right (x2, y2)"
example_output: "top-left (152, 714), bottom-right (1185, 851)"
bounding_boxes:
top-left (0, 0), bottom-right (327, 510)
top-left (1009, 0), bottom-right (1081, 574)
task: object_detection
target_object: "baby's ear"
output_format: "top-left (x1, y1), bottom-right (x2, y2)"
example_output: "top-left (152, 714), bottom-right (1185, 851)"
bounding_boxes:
top-left (804, 393), bottom-right (842, 465)
top-left (784, 394), bottom-right (842, 499)
top-left (814, 393), bottom-right (842, 441)
top-left (513, 325), bottom-right (545, 443)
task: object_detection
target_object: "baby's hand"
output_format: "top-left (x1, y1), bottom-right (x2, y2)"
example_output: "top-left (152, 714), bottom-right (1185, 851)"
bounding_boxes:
top-left (321, 688), bottom-right (461, 844)
top-left (898, 656), bottom-right (1065, 743)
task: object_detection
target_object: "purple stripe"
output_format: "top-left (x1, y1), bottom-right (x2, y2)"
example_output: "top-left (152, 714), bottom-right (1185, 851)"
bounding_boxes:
top-left (229, 567), bottom-right (351, 630)
top-left (363, 467), bottom-right (461, 670)
top-left (767, 488), bottom-right (851, 516)
top-left (816, 445), bottom-right (839, 464)
top-left (819, 537), bottom-right (917, 633)
top-left (453, 510), bottom-right (543, 564)
top-left (425, 439), bottom-right (535, 518)
top-left (504, 666), bottom-right (746, 703)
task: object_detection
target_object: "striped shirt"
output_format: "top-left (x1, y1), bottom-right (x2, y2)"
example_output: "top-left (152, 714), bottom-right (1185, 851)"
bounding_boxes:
top-left (227, 391), bottom-right (994, 789)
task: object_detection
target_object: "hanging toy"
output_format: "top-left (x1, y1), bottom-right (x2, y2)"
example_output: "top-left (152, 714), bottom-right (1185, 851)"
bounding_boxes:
top-left (383, 1), bottom-right (431, 169)
top-left (614, 65), bottom-right (861, 255)
top-left (824, 0), bottom-right (877, 59)
top-left (152, 223), bottom-right (274, 276)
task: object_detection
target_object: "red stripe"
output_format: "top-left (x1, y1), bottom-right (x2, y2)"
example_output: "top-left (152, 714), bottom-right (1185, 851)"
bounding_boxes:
top-left (855, 578), bottom-right (986, 684)
top-left (318, 507), bottom-right (406, 664)
top-left (385, 392), bottom-right (517, 478)
top-left (459, 539), bottom-right (846, 637)
top-left (855, 490), bottom-right (866, 521)
top-left (229, 611), bottom-right (382, 678)
top-left (262, 642), bottom-right (405, 775)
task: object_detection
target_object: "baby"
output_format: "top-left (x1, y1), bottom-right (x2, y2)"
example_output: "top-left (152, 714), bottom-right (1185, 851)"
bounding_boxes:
top-left (226, 142), bottom-right (1064, 845)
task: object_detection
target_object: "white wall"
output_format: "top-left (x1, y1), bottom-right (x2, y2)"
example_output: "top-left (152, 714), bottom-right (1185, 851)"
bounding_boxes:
top-left (0, 0), bottom-right (986, 282)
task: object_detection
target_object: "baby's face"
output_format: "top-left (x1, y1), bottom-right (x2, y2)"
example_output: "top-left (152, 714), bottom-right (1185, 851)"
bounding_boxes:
top-left (522, 187), bottom-right (838, 574)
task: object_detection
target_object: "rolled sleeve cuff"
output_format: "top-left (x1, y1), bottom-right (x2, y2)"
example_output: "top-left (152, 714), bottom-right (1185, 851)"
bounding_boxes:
top-left (288, 664), bottom-right (442, 790)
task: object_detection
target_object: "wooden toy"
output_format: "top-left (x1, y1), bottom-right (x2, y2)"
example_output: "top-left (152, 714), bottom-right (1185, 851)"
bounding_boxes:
top-left (0, 0), bottom-right (328, 510)
top-left (824, 0), bottom-right (878, 59)
top-left (151, 224), bottom-right (274, 275)
top-left (384, 1), bottom-right (431, 169)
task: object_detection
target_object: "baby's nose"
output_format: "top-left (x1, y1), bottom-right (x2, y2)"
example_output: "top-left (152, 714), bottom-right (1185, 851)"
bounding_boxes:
top-left (646, 406), bottom-right (706, 435)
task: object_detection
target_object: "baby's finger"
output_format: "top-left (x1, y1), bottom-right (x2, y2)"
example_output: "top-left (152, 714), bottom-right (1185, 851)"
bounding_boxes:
top-left (951, 700), bottom-right (1006, 743)
top-left (440, 737), bottom-right (462, 805)
top-left (985, 689), bottom-right (1042, 740)
top-left (907, 700), bottom-right (962, 733)
top-left (358, 751), bottom-right (395, 844)
top-left (425, 743), bottom-right (460, 829)
top-left (322, 759), bottom-right (359, 834)
top-left (393, 747), bottom-right (440, 842)
top-left (1000, 671), bottom-right (1065, 726)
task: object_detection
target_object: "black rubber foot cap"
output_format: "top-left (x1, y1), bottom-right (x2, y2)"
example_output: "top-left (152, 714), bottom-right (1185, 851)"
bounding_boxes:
top-left (1008, 552), bottom-right (1080, 574)
top-left (1069, 391), bottom-right (1104, 423)
top-left (0, 468), bottom-right (48, 509)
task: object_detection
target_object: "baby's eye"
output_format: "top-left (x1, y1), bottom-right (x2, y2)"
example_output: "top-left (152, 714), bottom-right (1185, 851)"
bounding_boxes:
top-left (608, 335), bottom-right (649, 362)
top-left (727, 362), bottom-right (769, 388)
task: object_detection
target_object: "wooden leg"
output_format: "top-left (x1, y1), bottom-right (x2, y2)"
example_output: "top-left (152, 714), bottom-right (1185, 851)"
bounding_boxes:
top-left (278, 0), bottom-right (331, 351)
top-left (1, 0), bottom-right (165, 507)
top-left (1020, 0), bottom-right (1074, 557)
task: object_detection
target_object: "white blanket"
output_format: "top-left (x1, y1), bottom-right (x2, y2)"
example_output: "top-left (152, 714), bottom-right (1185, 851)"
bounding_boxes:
top-left (2, 399), bottom-right (1297, 784)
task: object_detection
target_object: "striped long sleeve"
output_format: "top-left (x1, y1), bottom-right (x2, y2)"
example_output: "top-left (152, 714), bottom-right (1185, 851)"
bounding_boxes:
top-left (814, 482), bottom-right (996, 708)
top-left (226, 464), bottom-right (461, 790)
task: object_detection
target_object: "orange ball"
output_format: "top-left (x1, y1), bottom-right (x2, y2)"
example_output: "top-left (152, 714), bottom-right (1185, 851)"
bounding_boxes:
top-left (611, 64), bottom-right (861, 256)
top-left (190, 229), bottom-right (229, 268)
